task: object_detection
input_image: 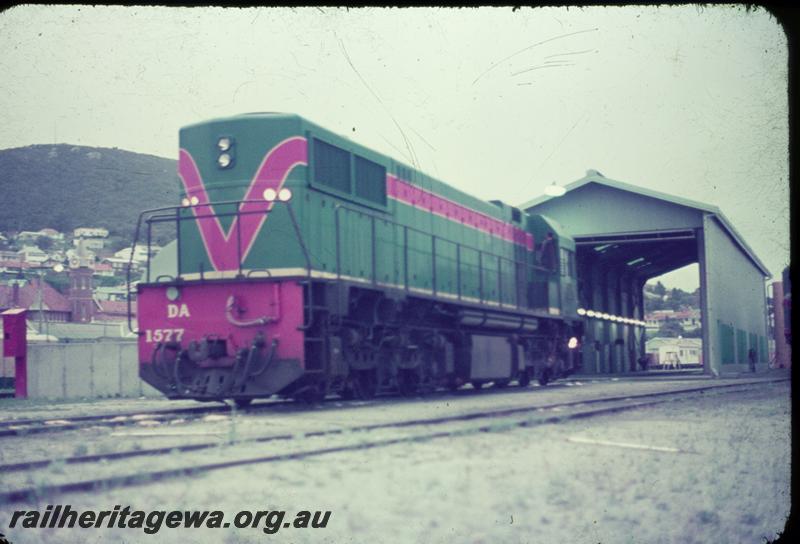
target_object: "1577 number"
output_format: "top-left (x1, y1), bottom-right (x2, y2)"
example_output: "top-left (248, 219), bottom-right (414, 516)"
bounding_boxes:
top-left (144, 328), bottom-right (185, 343)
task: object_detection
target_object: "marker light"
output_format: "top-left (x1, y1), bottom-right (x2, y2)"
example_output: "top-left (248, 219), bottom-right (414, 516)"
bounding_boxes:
top-left (218, 153), bottom-right (232, 168)
top-left (181, 198), bottom-right (191, 207)
top-left (190, 196), bottom-right (200, 206)
top-left (217, 137), bottom-right (232, 151)
top-left (577, 308), bottom-right (587, 316)
top-left (278, 188), bottom-right (292, 202)
top-left (567, 337), bottom-right (579, 349)
top-left (263, 188), bottom-right (277, 202)
top-left (166, 286), bottom-right (180, 301)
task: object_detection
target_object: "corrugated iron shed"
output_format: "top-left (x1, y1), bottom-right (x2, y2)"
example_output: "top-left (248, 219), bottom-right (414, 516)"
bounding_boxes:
top-left (522, 170), bottom-right (770, 376)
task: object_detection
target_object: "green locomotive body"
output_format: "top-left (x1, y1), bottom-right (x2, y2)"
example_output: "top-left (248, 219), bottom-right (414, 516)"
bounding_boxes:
top-left (136, 113), bottom-right (581, 402)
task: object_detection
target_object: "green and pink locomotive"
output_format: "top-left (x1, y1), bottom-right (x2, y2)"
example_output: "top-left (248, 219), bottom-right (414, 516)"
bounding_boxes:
top-left (133, 113), bottom-right (582, 404)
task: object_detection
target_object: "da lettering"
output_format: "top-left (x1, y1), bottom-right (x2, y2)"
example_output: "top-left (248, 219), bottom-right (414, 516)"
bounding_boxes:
top-left (167, 303), bottom-right (191, 318)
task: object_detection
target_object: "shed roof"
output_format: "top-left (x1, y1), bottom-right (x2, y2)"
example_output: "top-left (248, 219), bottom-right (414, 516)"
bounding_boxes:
top-left (520, 170), bottom-right (770, 277)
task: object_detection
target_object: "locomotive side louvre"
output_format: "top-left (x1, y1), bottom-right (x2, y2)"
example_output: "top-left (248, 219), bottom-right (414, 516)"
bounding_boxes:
top-left (135, 113), bottom-right (582, 402)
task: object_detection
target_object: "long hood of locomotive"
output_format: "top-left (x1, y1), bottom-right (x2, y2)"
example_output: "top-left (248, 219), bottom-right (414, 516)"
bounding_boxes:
top-left (137, 281), bottom-right (304, 365)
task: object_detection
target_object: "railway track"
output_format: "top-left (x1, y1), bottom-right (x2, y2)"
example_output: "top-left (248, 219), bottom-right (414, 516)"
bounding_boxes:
top-left (0, 397), bottom-right (296, 438)
top-left (0, 380), bottom-right (573, 438)
top-left (0, 378), bottom-right (786, 505)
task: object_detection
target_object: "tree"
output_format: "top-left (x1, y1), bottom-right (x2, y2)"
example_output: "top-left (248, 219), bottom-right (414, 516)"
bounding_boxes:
top-left (657, 319), bottom-right (685, 338)
top-left (36, 235), bottom-right (53, 251)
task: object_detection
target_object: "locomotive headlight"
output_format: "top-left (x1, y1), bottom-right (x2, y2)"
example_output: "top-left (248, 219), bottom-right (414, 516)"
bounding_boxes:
top-left (263, 188), bottom-right (277, 202)
top-left (166, 286), bottom-right (180, 301)
top-left (218, 153), bottom-right (232, 168)
top-left (190, 195), bottom-right (200, 206)
top-left (278, 188), bottom-right (292, 202)
top-left (181, 197), bottom-right (191, 207)
top-left (567, 337), bottom-right (579, 349)
top-left (217, 137), bottom-right (232, 151)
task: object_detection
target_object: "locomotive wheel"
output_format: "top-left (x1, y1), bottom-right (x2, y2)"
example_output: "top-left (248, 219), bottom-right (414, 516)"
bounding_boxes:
top-left (538, 367), bottom-right (553, 386)
top-left (518, 370), bottom-right (531, 387)
top-left (397, 368), bottom-right (420, 396)
top-left (352, 369), bottom-right (378, 400)
top-left (234, 398), bottom-right (253, 409)
top-left (471, 381), bottom-right (485, 390)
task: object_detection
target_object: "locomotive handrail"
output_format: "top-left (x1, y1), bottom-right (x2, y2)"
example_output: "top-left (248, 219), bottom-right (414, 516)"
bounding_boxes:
top-left (332, 202), bottom-right (549, 311)
top-left (126, 199), bottom-right (314, 334)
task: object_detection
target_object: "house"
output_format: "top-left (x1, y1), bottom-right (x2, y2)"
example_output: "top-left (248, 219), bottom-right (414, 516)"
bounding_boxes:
top-left (92, 262), bottom-right (115, 277)
top-left (0, 260), bottom-right (31, 273)
top-left (73, 227), bottom-right (109, 239)
top-left (673, 308), bottom-right (702, 332)
top-left (93, 299), bottom-right (135, 322)
top-left (645, 337), bottom-right (703, 368)
top-left (95, 285), bottom-right (129, 301)
top-left (17, 246), bottom-right (49, 264)
top-left (16, 228), bottom-right (64, 243)
top-left (114, 244), bottom-right (159, 264)
top-left (73, 227), bottom-right (109, 252)
top-left (0, 278), bottom-right (72, 323)
top-left (645, 308), bottom-right (702, 333)
top-left (103, 257), bottom-right (134, 274)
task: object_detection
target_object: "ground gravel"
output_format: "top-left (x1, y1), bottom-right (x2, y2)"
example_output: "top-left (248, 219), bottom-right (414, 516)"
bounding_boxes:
top-left (0, 380), bottom-right (790, 544)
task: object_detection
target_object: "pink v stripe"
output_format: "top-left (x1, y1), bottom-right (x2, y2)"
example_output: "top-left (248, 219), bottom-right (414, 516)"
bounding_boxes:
top-left (178, 137), bottom-right (308, 271)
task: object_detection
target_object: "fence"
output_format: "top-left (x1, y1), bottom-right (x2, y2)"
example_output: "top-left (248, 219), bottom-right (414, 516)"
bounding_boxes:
top-left (21, 340), bottom-right (160, 399)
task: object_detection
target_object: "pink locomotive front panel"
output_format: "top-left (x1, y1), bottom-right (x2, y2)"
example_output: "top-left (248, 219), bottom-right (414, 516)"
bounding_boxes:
top-left (137, 281), bottom-right (305, 399)
top-left (137, 280), bottom-right (305, 367)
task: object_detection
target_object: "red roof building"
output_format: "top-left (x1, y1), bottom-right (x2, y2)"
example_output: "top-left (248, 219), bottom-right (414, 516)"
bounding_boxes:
top-left (0, 278), bottom-right (72, 322)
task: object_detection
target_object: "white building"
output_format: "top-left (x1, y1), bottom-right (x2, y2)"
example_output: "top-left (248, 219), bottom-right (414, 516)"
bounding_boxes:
top-left (17, 246), bottom-right (48, 264)
top-left (16, 228), bottom-right (64, 243)
top-left (114, 244), bottom-right (159, 263)
top-left (645, 337), bottom-right (703, 368)
top-left (73, 227), bottom-right (109, 251)
top-left (73, 227), bottom-right (109, 239)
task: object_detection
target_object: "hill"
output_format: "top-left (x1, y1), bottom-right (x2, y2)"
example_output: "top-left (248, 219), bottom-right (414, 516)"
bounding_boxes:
top-left (0, 144), bottom-right (178, 240)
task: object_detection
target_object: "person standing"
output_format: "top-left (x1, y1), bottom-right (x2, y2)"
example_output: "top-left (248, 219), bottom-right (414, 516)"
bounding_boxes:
top-left (748, 347), bottom-right (756, 373)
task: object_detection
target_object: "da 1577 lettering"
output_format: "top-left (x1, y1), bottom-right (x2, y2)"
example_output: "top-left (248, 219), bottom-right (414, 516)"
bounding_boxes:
top-left (144, 329), bottom-right (185, 343)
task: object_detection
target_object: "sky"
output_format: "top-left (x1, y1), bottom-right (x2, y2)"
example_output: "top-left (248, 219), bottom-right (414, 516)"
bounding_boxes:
top-left (0, 5), bottom-right (789, 290)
